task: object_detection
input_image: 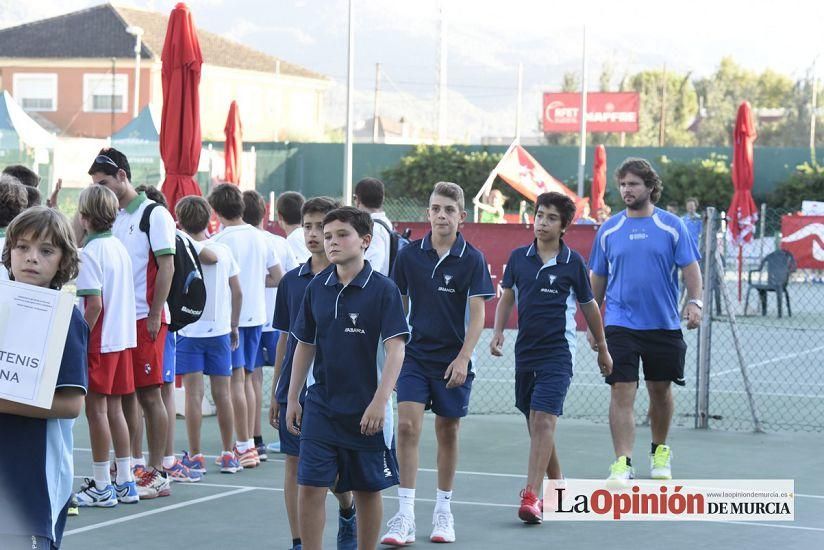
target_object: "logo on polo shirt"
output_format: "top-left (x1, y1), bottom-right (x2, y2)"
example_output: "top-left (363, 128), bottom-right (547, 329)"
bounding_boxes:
top-left (438, 273), bottom-right (456, 293)
top-left (129, 224), bottom-right (135, 234)
top-left (548, 274), bottom-right (557, 286)
top-left (541, 274), bottom-right (559, 294)
top-left (344, 312), bottom-right (366, 334)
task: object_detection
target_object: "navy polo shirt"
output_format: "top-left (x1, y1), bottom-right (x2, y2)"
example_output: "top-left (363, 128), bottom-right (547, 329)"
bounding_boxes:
top-left (272, 259), bottom-right (333, 405)
top-left (501, 240), bottom-right (594, 374)
top-left (292, 260), bottom-right (409, 451)
top-left (391, 232), bottom-right (494, 366)
top-left (0, 306), bottom-right (88, 546)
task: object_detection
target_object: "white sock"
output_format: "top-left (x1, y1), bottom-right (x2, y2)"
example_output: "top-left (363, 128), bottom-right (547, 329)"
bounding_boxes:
top-left (247, 438), bottom-right (255, 451)
top-left (131, 456), bottom-right (146, 470)
top-left (398, 487), bottom-right (415, 517)
top-left (434, 489), bottom-right (452, 515)
top-left (92, 461), bottom-right (111, 488)
top-left (237, 440), bottom-right (250, 453)
top-left (162, 455), bottom-right (176, 469)
top-left (115, 457), bottom-right (133, 484)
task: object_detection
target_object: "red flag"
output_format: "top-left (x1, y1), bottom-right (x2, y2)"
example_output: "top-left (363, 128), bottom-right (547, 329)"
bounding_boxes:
top-left (495, 145), bottom-right (585, 214)
top-left (591, 144), bottom-right (607, 213)
top-left (160, 2), bottom-right (204, 216)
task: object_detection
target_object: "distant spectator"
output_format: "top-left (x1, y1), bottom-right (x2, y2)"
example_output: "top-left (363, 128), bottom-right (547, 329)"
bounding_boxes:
top-left (0, 175), bottom-right (28, 281)
top-left (575, 202), bottom-right (597, 224)
top-left (681, 197), bottom-right (702, 246)
top-left (354, 177), bottom-right (394, 275)
top-left (2, 164), bottom-right (40, 188)
top-left (478, 189), bottom-right (506, 224)
top-left (596, 205), bottom-right (612, 223)
top-left (666, 202), bottom-right (679, 214)
top-left (276, 191), bottom-right (310, 263)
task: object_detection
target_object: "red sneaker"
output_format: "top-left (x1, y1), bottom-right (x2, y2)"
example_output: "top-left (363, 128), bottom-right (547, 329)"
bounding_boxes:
top-left (518, 487), bottom-right (543, 524)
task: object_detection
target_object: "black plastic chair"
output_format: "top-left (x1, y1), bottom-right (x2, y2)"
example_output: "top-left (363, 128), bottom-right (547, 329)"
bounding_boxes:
top-left (744, 250), bottom-right (797, 317)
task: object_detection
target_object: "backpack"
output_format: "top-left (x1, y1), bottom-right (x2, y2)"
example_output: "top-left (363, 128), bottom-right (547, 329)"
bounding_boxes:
top-left (140, 203), bottom-right (207, 332)
top-left (372, 218), bottom-right (411, 275)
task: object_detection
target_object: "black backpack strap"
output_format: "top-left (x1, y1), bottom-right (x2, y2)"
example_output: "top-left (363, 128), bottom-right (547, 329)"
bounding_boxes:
top-left (372, 217), bottom-right (397, 267)
top-left (139, 202), bottom-right (162, 255)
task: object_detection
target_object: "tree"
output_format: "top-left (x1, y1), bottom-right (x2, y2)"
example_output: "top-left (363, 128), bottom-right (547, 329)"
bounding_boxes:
top-left (657, 154), bottom-right (733, 210)
top-left (770, 162), bottom-right (824, 209)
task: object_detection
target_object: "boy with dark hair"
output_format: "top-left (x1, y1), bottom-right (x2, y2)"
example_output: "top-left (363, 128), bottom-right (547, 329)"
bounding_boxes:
top-left (0, 176), bottom-right (28, 281)
top-left (285, 206), bottom-right (408, 550)
top-left (175, 196), bottom-right (243, 474)
top-left (354, 177), bottom-right (394, 276)
top-left (270, 196), bottom-right (361, 550)
top-left (277, 191), bottom-right (310, 263)
top-left (383, 182), bottom-right (494, 545)
top-left (209, 183), bottom-right (283, 468)
top-left (242, 189), bottom-right (298, 460)
top-left (491, 192), bottom-right (612, 524)
top-left (2, 164), bottom-right (40, 187)
top-left (89, 147), bottom-right (175, 498)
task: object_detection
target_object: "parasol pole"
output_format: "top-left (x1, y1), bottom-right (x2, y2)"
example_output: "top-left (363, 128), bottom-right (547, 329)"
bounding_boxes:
top-left (738, 245), bottom-right (743, 302)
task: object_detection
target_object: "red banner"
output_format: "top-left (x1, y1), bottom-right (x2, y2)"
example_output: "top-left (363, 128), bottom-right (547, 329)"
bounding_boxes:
top-left (393, 222), bottom-right (599, 330)
top-left (542, 92), bottom-right (640, 133)
top-left (781, 215), bottom-right (824, 269)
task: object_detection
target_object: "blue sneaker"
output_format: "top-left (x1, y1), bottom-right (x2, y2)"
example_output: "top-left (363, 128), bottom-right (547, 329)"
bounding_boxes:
top-left (337, 508), bottom-right (357, 550)
top-left (114, 480), bottom-right (140, 503)
top-left (181, 451), bottom-right (207, 474)
top-left (74, 479), bottom-right (117, 508)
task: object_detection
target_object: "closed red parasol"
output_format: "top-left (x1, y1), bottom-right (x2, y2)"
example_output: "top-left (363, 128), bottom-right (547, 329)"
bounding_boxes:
top-left (728, 101), bottom-right (758, 300)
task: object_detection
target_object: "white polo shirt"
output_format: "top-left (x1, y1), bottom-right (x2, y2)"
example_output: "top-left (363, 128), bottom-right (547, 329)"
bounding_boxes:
top-left (112, 193), bottom-right (176, 322)
top-left (178, 237), bottom-right (240, 338)
top-left (287, 226), bottom-right (311, 264)
top-left (261, 230), bottom-right (299, 333)
top-left (366, 211), bottom-right (393, 276)
top-left (210, 223), bottom-right (279, 327)
top-left (76, 232), bottom-right (137, 353)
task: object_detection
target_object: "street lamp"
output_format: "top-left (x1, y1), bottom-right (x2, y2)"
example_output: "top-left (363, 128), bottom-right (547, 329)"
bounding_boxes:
top-left (125, 25), bottom-right (144, 118)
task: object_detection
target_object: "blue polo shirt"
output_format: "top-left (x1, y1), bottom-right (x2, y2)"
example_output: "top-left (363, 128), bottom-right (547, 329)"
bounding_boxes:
top-left (681, 213), bottom-right (703, 246)
top-left (501, 240), bottom-right (594, 374)
top-left (589, 208), bottom-right (700, 330)
top-left (391, 232), bottom-right (494, 366)
top-left (0, 306), bottom-right (88, 546)
top-left (292, 261), bottom-right (409, 451)
top-left (272, 259), bottom-right (333, 405)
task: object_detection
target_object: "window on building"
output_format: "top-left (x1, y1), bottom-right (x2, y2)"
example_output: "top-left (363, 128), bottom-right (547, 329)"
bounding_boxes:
top-left (83, 73), bottom-right (128, 113)
top-left (13, 73), bottom-right (58, 112)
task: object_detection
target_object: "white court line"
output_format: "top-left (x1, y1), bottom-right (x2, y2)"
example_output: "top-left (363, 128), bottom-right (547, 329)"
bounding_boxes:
top-left (712, 520), bottom-right (824, 533)
top-left (63, 487), bottom-right (254, 536)
top-left (711, 345), bottom-right (824, 378)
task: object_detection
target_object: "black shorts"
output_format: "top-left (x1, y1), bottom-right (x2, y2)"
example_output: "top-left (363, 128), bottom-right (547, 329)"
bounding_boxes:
top-left (604, 326), bottom-right (687, 386)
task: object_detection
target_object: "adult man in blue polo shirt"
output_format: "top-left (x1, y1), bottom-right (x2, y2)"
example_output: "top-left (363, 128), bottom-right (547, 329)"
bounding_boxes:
top-left (382, 182), bottom-right (494, 546)
top-left (589, 158), bottom-right (703, 484)
top-left (269, 196), bottom-right (359, 550)
top-left (285, 206), bottom-right (409, 550)
top-left (491, 192), bottom-right (612, 525)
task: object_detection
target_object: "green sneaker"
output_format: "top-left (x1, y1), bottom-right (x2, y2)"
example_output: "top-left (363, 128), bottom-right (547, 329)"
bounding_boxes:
top-left (606, 456), bottom-right (635, 488)
top-left (650, 445), bottom-right (672, 480)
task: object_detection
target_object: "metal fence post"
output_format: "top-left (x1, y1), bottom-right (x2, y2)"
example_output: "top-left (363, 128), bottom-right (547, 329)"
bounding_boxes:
top-left (696, 207), bottom-right (715, 428)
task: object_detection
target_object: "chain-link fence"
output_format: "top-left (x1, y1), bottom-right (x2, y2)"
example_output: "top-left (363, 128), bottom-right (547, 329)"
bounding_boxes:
top-left (248, 205), bottom-right (822, 434)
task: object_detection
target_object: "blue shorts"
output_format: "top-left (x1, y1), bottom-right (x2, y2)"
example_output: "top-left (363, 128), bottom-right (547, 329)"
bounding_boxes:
top-left (232, 325), bottom-right (263, 372)
top-left (256, 330), bottom-right (278, 367)
top-left (396, 356), bottom-right (473, 418)
top-left (162, 331), bottom-right (176, 383)
top-left (278, 404), bottom-right (301, 457)
top-left (176, 335), bottom-right (232, 377)
top-left (515, 369), bottom-right (572, 417)
top-left (298, 439), bottom-right (399, 493)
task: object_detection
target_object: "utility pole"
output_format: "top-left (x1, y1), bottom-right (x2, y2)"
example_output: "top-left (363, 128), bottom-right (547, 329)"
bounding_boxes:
top-left (372, 62), bottom-right (381, 143)
top-left (811, 57), bottom-right (819, 165)
top-left (576, 26), bottom-right (587, 196)
top-left (126, 26), bottom-right (143, 118)
top-left (111, 57), bottom-right (117, 135)
top-left (515, 63), bottom-right (523, 141)
top-left (659, 63), bottom-right (667, 147)
top-left (343, 0), bottom-right (354, 205)
top-left (437, 4), bottom-right (448, 144)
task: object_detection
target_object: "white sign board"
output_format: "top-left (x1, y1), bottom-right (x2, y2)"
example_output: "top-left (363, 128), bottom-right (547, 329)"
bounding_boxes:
top-left (801, 201), bottom-right (824, 216)
top-left (0, 281), bottom-right (75, 409)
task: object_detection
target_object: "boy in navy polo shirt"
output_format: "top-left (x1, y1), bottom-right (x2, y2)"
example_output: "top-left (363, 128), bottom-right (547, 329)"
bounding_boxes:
top-left (285, 207), bottom-right (408, 550)
top-left (269, 196), bottom-right (360, 550)
top-left (490, 192), bottom-right (613, 524)
top-left (382, 182), bottom-right (494, 546)
top-left (0, 207), bottom-right (88, 549)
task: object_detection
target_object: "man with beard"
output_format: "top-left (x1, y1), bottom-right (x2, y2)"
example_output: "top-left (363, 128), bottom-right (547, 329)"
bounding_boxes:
top-left (587, 158), bottom-right (703, 485)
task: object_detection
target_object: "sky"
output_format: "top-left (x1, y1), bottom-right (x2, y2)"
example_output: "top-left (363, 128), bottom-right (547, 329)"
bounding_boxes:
top-left (2, 0), bottom-right (824, 140)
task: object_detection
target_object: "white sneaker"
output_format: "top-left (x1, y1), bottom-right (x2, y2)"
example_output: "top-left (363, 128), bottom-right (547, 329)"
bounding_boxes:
top-left (380, 512), bottom-right (416, 546)
top-left (430, 511), bottom-right (455, 543)
top-left (74, 479), bottom-right (118, 508)
top-left (606, 456), bottom-right (635, 489)
top-left (650, 445), bottom-right (673, 480)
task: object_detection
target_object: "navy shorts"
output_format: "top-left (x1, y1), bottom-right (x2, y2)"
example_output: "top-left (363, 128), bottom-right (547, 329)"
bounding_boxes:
top-left (278, 404), bottom-right (301, 457)
top-left (176, 335), bottom-right (232, 376)
top-left (515, 369), bottom-right (572, 417)
top-left (298, 438), bottom-right (399, 493)
top-left (396, 356), bottom-right (473, 418)
top-left (232, 325), bottom-right (263, 372)
top-left (0, 535), bottom-right (57, 550)
top-left (256, 330), bottom-right (278, 367)
top-left (162, 331), bottom-right (176, 383)
top-left (605, 326), bottom-right (687, 386)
